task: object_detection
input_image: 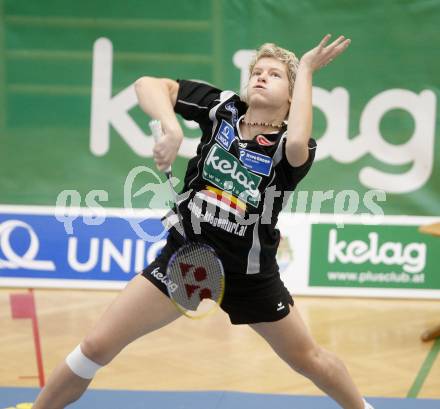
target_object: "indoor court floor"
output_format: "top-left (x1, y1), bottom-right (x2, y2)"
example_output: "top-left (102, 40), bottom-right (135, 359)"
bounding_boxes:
top-left (1, 286), bottom-right (439, 408)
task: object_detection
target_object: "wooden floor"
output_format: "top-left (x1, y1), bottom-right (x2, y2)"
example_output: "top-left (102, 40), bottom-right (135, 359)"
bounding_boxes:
top-left (1, 287), bottom-right (439, 399)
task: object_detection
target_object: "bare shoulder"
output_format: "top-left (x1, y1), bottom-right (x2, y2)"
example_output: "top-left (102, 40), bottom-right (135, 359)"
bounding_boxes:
top-left (135, 76), bottom-right (179, 106)
top-left (161, 78), bottom-right (179, 106)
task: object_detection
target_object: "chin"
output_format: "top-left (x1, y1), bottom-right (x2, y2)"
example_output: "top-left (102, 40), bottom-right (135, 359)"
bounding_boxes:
top-left (248, 93), bottom-right (270, 105)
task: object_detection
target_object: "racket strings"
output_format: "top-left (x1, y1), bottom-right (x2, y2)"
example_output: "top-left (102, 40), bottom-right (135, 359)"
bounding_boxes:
top-left (167, 243), bottom-right (224, 312)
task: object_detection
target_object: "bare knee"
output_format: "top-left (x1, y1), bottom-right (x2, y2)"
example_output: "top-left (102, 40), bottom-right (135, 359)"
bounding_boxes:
top-left (287, 346), bottom-right (341, 379)
top-left (289, 345), bottom-right (320, 375)
top-left (80, 335), bottom-right (117, 366)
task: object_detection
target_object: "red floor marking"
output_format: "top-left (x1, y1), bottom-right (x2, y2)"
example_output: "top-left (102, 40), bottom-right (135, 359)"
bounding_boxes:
top-left (10, 289), bottom-right (45, 387)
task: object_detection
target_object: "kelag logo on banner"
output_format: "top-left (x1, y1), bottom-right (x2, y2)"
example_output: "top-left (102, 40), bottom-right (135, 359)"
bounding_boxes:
top-left (309, 224), bottom-right (440, 290)
top-left (0, 213), bottom-right (166, 285)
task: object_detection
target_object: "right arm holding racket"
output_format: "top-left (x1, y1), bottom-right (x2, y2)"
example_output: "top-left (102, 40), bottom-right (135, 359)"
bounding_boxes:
top-left (134, 77), bottom-right (225, 318)
top-left (134, 77), bottom-right (182, 171)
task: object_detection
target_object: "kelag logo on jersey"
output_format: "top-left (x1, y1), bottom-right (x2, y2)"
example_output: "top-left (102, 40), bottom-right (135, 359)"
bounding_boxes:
top-left (215, 120), bottom-right (235, 151)
top-left (202, 144), bottom-right (262, 207)
top-left (239, 149), bottom-right (273, 176)
top-left (0, 213), bottom-right (166, 285)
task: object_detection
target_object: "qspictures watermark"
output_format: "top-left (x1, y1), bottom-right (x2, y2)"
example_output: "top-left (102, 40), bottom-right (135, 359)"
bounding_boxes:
top-left (54, 165), bottom-right (387, 242)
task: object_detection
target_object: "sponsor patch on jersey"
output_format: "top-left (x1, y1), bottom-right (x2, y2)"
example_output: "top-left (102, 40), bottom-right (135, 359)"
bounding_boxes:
top-left (215, 119), bottom-right (235, 151)
top-left (225, 102), bottom-right (239, 126)
top-left (202, 144), bottom-right (262, 207)
top-left (256, 134), bottom-right (276, 146)
top-left (239, 148), bottom-right (273, 176)
top-left (200, 185), bottom-right (246, 216)
top-left (188, 198), bottom-right (248, 237)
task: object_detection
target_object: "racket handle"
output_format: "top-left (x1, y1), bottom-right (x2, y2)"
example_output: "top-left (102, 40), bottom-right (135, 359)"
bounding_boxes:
top-left (149, 119), bottom-right (172, 174)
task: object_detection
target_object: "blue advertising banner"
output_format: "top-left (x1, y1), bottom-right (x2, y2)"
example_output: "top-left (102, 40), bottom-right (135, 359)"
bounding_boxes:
top-left (0, 208), bottom-right (167, 288)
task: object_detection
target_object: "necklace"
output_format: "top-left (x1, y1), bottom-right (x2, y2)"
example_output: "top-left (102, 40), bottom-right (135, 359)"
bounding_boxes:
top-left (242, 119), bottom-right (284, 129)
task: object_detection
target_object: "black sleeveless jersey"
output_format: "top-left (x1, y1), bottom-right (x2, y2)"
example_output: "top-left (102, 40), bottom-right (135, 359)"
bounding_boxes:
top-left (165, 79), bottom-right (316, 275)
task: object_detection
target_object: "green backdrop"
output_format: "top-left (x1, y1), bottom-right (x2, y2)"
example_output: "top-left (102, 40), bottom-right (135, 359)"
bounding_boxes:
top-left (0, 0), bottom-right (439, 216)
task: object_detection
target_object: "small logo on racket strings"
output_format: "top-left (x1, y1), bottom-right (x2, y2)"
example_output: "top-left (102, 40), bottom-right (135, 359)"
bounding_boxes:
top-left (149, 267), bottom-right (178, 292)
top-left (179, 262), bottom-right (213, 300)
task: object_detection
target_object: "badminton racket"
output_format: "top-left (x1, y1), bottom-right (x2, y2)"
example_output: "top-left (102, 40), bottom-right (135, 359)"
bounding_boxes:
top-left (149, 119), bottom-right (225, 319)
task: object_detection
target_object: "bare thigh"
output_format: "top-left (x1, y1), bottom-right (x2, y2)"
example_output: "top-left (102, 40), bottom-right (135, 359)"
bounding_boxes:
top-left (81, 274), bottom-right (181, 364)
top-left (249, 305), bottom-right (319, 372)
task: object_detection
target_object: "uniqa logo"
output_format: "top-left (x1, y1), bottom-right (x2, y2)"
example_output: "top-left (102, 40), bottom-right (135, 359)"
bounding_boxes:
top-left (205, 144), bottom-right (261, 199)
top-left (328, 228), bottom-right (426, 273)
top-left (0, 220), bottom-right (56, 271)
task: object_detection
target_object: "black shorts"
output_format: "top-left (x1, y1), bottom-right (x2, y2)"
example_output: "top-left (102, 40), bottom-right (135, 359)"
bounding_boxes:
top-left (141, 234), bottom-right (294, 325)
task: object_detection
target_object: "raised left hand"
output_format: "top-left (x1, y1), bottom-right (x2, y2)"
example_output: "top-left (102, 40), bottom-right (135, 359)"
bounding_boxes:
top-left (300, 34), bottom-right (351, 73)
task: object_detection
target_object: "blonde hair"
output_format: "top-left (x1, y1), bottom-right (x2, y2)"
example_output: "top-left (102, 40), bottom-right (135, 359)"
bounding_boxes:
top-left (244, 43), bottom-right (299, 101)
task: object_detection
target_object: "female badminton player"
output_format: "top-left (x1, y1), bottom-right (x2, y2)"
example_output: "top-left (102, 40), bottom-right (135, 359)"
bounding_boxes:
top-left (32, 34), bottom-right (374, 409)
